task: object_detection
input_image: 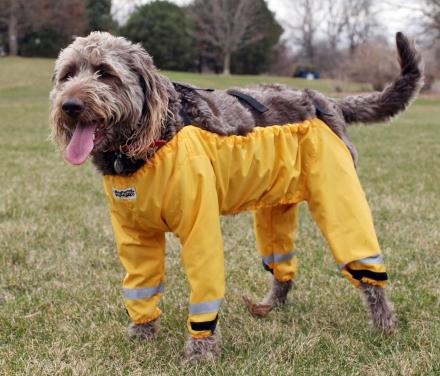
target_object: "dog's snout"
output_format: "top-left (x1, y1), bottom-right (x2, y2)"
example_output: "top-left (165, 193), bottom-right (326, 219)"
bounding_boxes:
top-left (62, 99), bottom-right (85, 118)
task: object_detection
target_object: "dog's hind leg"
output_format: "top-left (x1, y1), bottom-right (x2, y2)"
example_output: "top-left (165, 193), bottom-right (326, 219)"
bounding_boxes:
top-left (361, 283), bottom-right (396, 333)
top-left (243, 204), bottom-right (298, 317)
top-left (243, 276), bottom-right (293, 317)
top-left (306, 121), bottom-right (396, 332)
top-left (261, 276), bottom-right (293, 306)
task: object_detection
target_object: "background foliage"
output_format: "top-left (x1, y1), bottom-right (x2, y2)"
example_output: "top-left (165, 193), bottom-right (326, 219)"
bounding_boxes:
top-left (230, 0), bottom-right (283, 75)
top-left (86, 0), bottom-right (117, 34)
top-left (122, 1), bottom-right (196, 71)
top-left (0, 0), bottom-right (440, 85)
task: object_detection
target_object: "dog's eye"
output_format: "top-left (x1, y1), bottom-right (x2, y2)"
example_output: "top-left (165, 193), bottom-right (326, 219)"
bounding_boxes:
top-left (96, 65), bottom-right (116, 81)
top-left (97, 70), bottom-right (113, 80)
top-left (60, 72), bottom-right (74, 82)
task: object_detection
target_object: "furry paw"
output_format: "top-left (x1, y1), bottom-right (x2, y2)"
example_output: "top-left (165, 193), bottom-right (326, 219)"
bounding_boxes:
top-left (374, 308), bottom-right (397, 334)
top-left (361, 283), bottom-right (397, 334)
top-left (371, 300), bottom-right (397, 334)
top-left (183, 332), bottom-right (221, 363)
top-left (242, 295), bottom-right (273, 317)
top-left (243, 277), bottom-right (293, 318)
top-left (127, 319), bottom-right (159, 340)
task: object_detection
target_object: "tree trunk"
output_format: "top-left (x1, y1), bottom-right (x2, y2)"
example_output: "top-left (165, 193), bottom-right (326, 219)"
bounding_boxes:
top-left (222, 51), bottom-right (231, 75)
top-left (8, 5), bottom-right (18, 56)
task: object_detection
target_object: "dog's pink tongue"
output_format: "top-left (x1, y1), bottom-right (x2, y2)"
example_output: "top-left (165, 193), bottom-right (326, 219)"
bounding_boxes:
top-left (64, 123), bottom-right (97, 165)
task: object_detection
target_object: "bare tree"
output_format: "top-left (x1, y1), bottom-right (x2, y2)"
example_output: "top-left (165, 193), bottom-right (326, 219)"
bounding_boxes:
top-left (0, 0), bottom-right (86, 56)
top-left (417, 0), bottom-right (440, 39)
top-left (0, 0), bottom-right (25, 55)
top-left (384, 0), bottom-right (440, 41)
top-left (404, 0), bottom-right (440, 84)
top-left (325, 0), bottom-right (347, 51)
top-left (268, 41), bottom-right (296, 76)
top-left (422, 1), bottom-right (440, 83)
top-left (280, 0), bottom-right (380, 77)
top-left (189, 0), bottom-right (264, 74)
top-left (282, 0), bottom-right (325, 64)
top-left (342, 0), bottom-right (379, 54)
top-left (345, 36), bottom-right (397, 90)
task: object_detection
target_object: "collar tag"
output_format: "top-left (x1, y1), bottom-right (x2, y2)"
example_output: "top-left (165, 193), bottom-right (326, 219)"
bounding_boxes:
top-left (112, 187), bottom-right (136, 200)
top-left (114, 153), bottom-right (124, 174)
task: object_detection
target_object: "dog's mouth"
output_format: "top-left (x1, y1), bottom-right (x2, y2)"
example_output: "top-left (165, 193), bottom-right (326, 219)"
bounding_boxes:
top-left (64, 120), bottom-right (106, 165)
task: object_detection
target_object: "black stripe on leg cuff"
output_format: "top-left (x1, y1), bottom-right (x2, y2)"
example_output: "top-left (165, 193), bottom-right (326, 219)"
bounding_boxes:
top-left (262, 260), bottom-right (274, 274)
top-left (190, 315), bottom-right (218, 333)
top-left (346, 267), bottom-right (388, 281)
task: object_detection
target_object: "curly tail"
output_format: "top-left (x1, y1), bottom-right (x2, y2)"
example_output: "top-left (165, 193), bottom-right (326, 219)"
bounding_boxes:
top-left (338, 32), bottom-right (423, 124)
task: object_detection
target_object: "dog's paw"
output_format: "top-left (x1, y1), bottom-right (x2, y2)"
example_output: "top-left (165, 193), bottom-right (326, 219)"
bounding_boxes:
top-left (372, 307), bottom-right (397, 335)
top-left (183, 332), bottom-right (221, 363)
top-left (242, 295), bottom-right (273, 317)
top-left (127, 319), bottom-right (159, 340)
top-left (360, 283), bottom-right (397, 335)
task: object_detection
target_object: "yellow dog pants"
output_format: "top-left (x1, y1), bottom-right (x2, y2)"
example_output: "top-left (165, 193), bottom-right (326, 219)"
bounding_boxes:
top-left (254, 124), bottom-right (387, 287)
top-left (105, 119), bottom-right (387, 340)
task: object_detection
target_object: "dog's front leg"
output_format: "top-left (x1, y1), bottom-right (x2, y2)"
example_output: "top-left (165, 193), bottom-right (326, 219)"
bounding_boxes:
top-left (184, 331), bottom-right (221, 363)
top-left (164, 166), bottom-right (226, 362)
top-left (360, 283), bottom-right (396, 333)
top-left (128, 318), bottom-right (160, 340)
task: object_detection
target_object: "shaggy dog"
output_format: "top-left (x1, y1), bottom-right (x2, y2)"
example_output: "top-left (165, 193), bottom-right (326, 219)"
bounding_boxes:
top-left (50, 31), bottom-right (422, 361)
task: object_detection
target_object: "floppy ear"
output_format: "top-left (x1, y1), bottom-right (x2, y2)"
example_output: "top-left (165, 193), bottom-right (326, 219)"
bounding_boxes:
top-left (125, 43), bottom-right (170, 159)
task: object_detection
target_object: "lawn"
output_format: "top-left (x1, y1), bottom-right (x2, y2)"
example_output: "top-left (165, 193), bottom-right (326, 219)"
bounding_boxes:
top-left (0, 57), bottom-right (439, 375)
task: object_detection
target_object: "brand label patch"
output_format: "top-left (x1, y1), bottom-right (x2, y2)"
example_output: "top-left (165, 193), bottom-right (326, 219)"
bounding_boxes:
top-left (113, 187), bottom-right (136, 200)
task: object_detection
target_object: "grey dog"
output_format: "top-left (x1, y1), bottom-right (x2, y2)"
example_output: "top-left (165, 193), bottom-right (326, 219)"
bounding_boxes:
top-left (50, 31), bottom-right (422, 361)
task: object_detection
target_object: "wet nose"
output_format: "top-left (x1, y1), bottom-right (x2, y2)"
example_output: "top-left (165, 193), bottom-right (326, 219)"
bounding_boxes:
top-left (62, 99), bottom-right (84, 118)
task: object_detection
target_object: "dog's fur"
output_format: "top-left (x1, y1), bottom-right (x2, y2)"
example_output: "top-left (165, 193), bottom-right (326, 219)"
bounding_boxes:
top-left (50, 31), bottom-right (422, 361)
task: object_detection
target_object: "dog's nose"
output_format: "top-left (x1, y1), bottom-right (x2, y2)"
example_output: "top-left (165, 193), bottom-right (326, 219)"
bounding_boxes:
top-left (62, 99), bottom-right (84, 118)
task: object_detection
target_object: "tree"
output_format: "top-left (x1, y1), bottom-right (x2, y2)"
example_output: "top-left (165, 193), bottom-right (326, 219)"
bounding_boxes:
top-left (280, 0), bottom-right (380, 77)
top-left (346, 36), bottom-right (397, 90)
top-left (417, 0), bottom-right (440, 40)
top-left (0, 0), bottom-right (25, 55)
top-left (86, 0), bottom-right (117, 33)
top-left (122, 1), bottom-right (196, 71)
top-left (231, 0), bottom-right (283, 75)
top-left (342, 0), bottom-right (378, 54)
top-left (189, 0), bottom-right (264, 74)
top-left (282, 0), bottom-right (323, 64)
top-left (0, 0), bottom-right (87, 57)
top-left (408, 0), bottom-right (440, 85)
top-left (20, 0), bottom-right (87, 57)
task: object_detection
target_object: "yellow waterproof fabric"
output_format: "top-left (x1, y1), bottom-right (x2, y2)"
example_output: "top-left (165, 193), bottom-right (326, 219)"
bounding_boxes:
top-left (103, 118), bottom-right (387, 338)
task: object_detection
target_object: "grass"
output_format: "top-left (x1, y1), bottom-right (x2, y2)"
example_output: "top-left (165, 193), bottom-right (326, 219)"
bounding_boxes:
top-left (0, 57), bottom-right (439, 375)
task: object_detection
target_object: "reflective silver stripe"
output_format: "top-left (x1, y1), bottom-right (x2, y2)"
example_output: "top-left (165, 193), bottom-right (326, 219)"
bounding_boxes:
top-left (189, 298), bottom-right (223, 315)
top-left (358, 255), bottom-right (384, 265)
top-left (123, 283), bottom-right (164, 300)
top-left (338, 255), bottom-right (384, 271)
top-left (262, 251), bottom-right (297, 266)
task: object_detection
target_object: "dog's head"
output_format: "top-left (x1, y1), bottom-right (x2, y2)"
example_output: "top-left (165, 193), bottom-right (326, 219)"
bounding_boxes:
top-left (50, 31), bottom-right (170, 165)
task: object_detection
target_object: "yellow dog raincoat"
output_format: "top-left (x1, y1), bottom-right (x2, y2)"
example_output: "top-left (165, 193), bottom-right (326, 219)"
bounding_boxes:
top-left (103, 118), bottom-right (387, 339)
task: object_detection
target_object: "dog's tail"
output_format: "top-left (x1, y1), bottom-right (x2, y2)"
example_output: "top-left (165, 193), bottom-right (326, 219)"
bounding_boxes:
top-left (338, 32), bottom-right (423, 124)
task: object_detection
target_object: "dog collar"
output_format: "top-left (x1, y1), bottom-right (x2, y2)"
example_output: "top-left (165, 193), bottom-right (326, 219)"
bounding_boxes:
top-left (113, 139), bottom-right (166, 174)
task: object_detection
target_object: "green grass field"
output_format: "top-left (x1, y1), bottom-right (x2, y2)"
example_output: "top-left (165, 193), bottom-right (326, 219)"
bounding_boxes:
top-left (1, 57), bottom-right (439, 375)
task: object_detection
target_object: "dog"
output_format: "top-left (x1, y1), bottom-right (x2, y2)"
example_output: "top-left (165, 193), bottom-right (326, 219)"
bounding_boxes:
top-left (50, 31), bottom-right (422, 362)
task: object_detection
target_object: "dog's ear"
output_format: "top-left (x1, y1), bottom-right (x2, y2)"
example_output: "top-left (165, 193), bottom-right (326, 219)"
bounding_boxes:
top-left (125, 44), bottom-right (169, 159)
